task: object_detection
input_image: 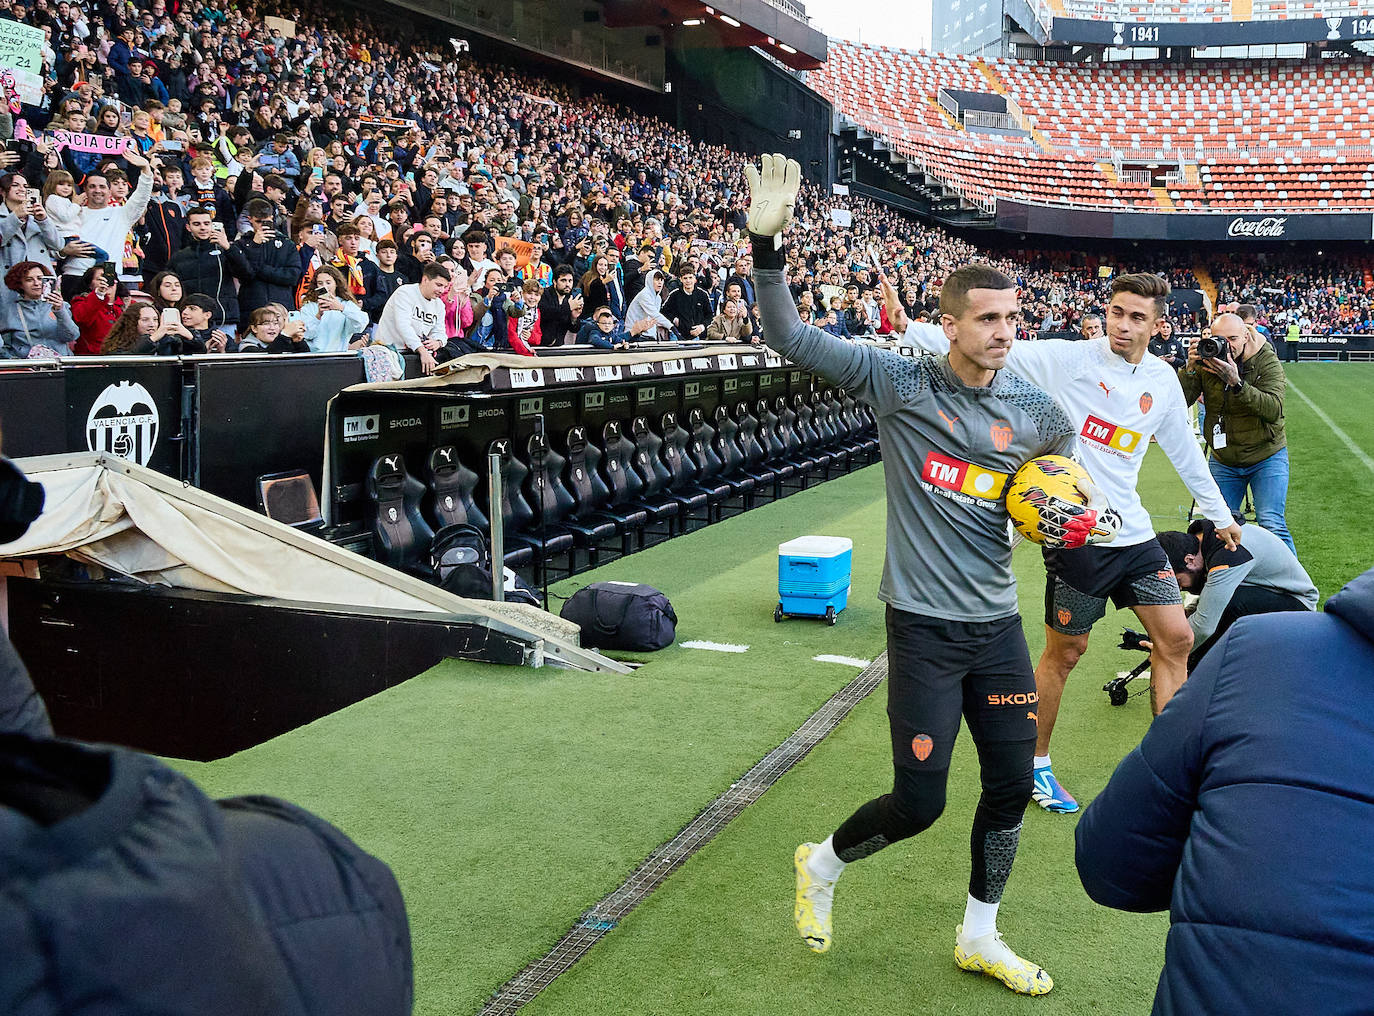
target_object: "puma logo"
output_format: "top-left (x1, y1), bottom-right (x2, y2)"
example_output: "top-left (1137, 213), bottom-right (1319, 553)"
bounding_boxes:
top-left (384, 455), bottom-right (399, 469)
top-left (1098, 381), bottom-right (1113, 397)
top-left (438, 448), bottom-right (453, 462)
top-left (937, 410), bottom-right (960, 432)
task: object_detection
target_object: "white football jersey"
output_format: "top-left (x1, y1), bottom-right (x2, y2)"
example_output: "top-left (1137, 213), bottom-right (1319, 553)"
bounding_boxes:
top-left (901, 325), bottom-right (1232, 546)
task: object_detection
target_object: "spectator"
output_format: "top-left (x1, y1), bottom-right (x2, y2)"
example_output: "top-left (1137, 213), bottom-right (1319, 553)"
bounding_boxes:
top-left (232, 198), bottom-right (303, 326)
top-left (623, 269), bottom-right (675, 342)
top-left (146, 271), bottom-right (185, 315)
top-left (706, 296), bottom-right (756, 343)
top-left (1179, 312), bottom-right (1293, 553)
top-left (363, 238), bottom-right (405, 324)
top-left (1148, 318), bottom-right (1184, 368)
top-left (296, 265), bottom-right (368, 352)
top-left (100, 303), bottom-right (161, 354)
top-left (168, 208), bottom-right (249, 335)
top-left (1075, 566), bottom-right (1374, 1016)
top-left (64, 149), bottom-right (155, 299)
top-left (0, 173), bottom-right (64, 307)
top-left (537, 265), bottom-right (577, 344)
top-left (661, 263), bottom-right (711, 340)
top-left (0, 262), bottom-right (78, 357)
top-left (1079, 314), bottom-right (1102, 340)
top-left (505, 278), bottom-right (542, 355)
top-left (373, 261), bottom-right (451, 377)
top-left (180, 295), bottom-right (231, 354)
top-left (579, 304), bottom-right (657, 349)
top-left (70, 264), bottom-right (127, 355)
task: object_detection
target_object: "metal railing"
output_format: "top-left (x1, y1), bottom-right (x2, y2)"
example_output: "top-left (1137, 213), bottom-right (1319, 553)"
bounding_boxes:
top-left (965, 109), bottom-right (1018, 130)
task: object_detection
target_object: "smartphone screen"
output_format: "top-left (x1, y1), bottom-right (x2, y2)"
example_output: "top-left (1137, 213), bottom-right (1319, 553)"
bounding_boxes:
top-left (161, 307), bottom-right (181, 326)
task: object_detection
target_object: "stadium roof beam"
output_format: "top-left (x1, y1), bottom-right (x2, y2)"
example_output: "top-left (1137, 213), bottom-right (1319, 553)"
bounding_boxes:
top-left (602, 0), bottom-right (825, 68)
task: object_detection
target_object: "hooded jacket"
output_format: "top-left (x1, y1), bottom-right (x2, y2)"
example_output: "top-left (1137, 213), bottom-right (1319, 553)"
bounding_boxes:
top-left (1076, 566), bottom-right (1374, 1016)
top-left (0, 736), bottom-right (412, 1015)
top-left (168, 235), bottom-right (251, 328)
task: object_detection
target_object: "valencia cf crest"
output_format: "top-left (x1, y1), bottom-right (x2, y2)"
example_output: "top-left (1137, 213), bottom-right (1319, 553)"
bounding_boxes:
top-left (990, 420), bottom-right (1013, 452)
top-left (86, 381), bottom-right (159, 466)
top-left (911, 734), bottom-right (933, 761)
top-left (1057, 608), bottom-right (1073, 628)
top-left (1139, 392), bottom-right (1153, 415)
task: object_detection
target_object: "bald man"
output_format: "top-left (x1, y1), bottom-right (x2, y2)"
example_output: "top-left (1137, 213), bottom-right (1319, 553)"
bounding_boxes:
top-left (1178, 312), bottom-right (1293, 553)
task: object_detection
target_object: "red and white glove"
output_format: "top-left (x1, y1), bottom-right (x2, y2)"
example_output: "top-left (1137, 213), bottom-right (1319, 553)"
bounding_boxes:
top-left (1039, 477), bottom-right (1122, 549)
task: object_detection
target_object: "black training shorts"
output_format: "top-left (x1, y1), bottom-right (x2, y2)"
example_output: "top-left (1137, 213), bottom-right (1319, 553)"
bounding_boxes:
top-left (1042, 538), bottom-right (1182, 636)
top-left (885, 606), bottom-right (1039, 774)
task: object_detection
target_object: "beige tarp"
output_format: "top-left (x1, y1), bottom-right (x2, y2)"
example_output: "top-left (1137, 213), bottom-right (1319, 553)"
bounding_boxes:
top-left (2, 453), bottom-right (624, 673)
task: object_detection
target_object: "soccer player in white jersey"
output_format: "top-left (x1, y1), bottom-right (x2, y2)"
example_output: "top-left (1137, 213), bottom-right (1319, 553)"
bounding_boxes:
top-left (886, 272), bottom-right (1242, 813)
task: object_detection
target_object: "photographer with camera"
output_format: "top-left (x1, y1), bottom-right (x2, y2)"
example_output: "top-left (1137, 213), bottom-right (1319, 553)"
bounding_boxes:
top-left (1179, 312), bottom-right (1295, 553)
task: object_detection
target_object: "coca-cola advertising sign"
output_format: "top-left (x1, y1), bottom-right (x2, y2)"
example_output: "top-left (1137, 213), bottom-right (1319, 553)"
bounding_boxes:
top-left (1227, 216), bottom-right (1288, 238)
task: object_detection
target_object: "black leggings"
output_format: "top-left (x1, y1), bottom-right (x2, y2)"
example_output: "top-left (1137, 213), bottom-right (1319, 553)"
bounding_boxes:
top-left (831, 607), bottom-right (1038, 903)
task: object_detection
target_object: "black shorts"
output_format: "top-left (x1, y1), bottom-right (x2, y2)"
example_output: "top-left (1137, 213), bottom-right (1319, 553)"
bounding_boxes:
top-left (1042, 539), bottom-right (1182, 636)
top-left (885, 606), bottom-right (1038, 773)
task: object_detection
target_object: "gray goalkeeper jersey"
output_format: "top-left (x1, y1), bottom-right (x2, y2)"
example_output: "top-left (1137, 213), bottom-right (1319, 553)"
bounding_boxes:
top-left (757, 268), bottom-right (1075, 622)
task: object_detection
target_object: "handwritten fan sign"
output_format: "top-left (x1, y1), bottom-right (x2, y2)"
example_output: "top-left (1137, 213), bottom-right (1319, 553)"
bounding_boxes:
top-left (493, 235), bottom-right (533, 268)
top-left (0, 20), bottom-right (43, 74)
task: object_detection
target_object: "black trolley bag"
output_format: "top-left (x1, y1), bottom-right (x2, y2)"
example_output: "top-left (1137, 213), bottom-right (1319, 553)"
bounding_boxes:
top-left (559, 581), bottom-right (677, 651)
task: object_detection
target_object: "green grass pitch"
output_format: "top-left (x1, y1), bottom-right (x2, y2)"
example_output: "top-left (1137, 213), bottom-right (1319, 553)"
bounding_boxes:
top-left (175, 364), bottom-right (1373, 1015)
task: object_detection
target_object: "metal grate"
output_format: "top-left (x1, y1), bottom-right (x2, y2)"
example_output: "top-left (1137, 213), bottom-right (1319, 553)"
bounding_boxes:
top-left (477, 653), bottom-right (890, 1015)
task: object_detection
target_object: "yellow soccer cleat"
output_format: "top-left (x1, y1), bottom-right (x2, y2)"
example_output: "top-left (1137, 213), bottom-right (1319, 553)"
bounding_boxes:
top-left (793, 843), bottom-right (836, 953)
top-left (954, 925), bottom-right (1054, 996)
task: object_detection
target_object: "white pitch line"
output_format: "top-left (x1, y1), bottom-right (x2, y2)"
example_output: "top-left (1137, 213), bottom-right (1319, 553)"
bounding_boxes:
top-left (680, 641), bottom-right (749, 653)
top-left (1289, 379), bottom-right (1374, 475)
top-left (814, 654), bottom-right (873, 668)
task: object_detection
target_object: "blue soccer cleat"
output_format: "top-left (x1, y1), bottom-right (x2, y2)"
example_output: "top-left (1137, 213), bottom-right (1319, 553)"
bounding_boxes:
top-left (1031, 765), bottom-right (1079, 814)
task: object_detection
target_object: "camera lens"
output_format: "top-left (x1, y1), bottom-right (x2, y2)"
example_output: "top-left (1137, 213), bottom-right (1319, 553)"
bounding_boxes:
top-left (1197, 336), bottom-right (1224, 359)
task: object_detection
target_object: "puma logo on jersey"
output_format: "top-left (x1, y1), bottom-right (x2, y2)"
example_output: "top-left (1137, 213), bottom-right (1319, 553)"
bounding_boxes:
top-left (1098, 381), bottom-right (1114, 397)
top-left (937, 410), bottom-right (959, 432)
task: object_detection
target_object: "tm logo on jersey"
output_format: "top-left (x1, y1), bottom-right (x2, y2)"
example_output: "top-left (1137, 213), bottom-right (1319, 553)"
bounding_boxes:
top-left (1080, 415), bottom-right (1143, 458)
top-left (920, 451), bottom-right (1009, 508)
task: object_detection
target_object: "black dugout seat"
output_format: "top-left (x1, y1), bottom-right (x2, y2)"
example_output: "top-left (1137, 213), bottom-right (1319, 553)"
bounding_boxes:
top-left (366, 453), bottom-right (434, 577)
top-left (659, 411), bottom-right (714, 528)
top-left (733, 401), bottom-right (779, 500)
top-left (755, 399), bottom-right (797, 492)
top-left (563, 424), bottom-right (641, 561)
top-left (424, 444), bottom-right (488, 531)
top-left (711, 404), bottom-right (758, 508)
top-left (484, 438), bottom-right (536, 569)
top-left (626, 416), bottom-right (682, 537)
top-left (688, 407), bottom-right (748, 514)
top-left (519, 432), bottom-right (578, 575)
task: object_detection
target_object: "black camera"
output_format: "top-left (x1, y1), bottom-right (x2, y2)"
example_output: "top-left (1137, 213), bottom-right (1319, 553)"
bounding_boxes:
top-left (1196, 335), bottom-right (1228, 360)
top-left (1119, 628), bottom-right (1150, 653)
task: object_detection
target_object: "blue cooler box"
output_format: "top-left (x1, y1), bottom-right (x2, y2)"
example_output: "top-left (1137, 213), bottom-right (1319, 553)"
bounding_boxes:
top-left (776, 535), bottom-right (852, 625)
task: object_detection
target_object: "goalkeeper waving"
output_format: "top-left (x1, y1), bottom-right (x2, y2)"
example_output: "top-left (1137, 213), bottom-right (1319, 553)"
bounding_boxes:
top-left (746, 155), bottom-right (1118, 995)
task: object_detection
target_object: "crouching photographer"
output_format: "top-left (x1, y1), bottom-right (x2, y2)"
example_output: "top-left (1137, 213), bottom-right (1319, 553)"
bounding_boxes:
top-left (1179, 312), bottom-right (1295, 553)
top-left (1158, 519), bottom-right (1317, 671)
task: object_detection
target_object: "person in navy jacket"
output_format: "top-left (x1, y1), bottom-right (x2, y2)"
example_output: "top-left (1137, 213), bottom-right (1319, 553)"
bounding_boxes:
top-left (1075, 565), bottom-right (1374, 1016)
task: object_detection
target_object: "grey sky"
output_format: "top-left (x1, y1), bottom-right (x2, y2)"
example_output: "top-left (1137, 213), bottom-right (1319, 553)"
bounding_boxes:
top-left (802, 0), bottom-right (933, 50)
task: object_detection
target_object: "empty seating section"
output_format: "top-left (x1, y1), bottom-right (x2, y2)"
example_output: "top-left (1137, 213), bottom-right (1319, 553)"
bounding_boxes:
top-left (997, 59), bottom-right (1374, 153)
top-left (810, 40), bottom-right (1374, 212)
top-left (1201, 154), bottom-right (1374, 208)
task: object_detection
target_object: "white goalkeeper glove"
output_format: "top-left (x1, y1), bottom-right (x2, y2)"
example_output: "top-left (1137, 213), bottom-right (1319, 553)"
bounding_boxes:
top-left (743, 153), bottom-right (801, 249)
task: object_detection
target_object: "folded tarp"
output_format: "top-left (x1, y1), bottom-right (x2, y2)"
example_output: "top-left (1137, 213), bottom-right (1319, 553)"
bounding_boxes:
top-left (2, 453), bottom-right (624, 673)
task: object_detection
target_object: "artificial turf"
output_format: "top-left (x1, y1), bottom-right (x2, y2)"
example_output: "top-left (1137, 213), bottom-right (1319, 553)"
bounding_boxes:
top-left (175, 366), bottom-right (1373, 1015)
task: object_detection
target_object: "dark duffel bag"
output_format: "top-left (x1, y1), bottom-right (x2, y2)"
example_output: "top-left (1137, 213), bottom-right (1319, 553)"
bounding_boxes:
top-left (559, 581), bottom-right (678, 651)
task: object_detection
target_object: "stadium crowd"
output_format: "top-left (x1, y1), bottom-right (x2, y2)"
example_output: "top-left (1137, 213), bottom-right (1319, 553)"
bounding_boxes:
top-left (0, 0), bottom-right (1370, 371)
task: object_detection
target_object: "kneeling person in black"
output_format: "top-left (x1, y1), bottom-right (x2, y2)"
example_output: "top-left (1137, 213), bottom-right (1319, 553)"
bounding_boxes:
top-left (1158, 519), bottom-right (1317, 670)
top-left (747, 155), bottom-right (1119, 996)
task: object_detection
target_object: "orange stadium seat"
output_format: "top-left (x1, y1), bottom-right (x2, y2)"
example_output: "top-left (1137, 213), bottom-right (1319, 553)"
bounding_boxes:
top-left (809, 40), bottom-right (1374, 213)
